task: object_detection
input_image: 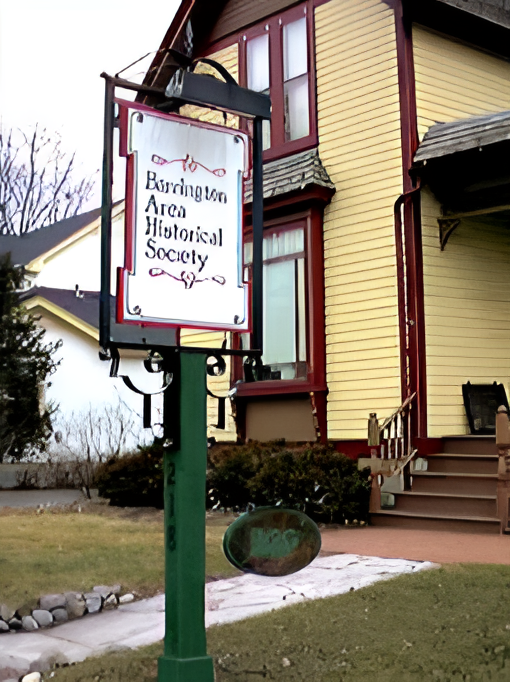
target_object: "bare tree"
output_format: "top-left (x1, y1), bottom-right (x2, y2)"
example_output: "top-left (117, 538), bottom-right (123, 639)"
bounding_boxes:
top-left (49, 399), bottom-right (146, 499)
top-left (0, 125), bottom-right (96, 236)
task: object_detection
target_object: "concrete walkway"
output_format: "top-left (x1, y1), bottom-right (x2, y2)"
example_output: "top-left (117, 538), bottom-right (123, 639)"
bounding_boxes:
top-left (0, 553), bottom-right (436, 681)
top-left (0, 489), bottom-right (86, 508)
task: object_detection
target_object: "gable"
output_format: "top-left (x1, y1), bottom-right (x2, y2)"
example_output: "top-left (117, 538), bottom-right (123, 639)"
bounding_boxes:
top-left (208, 0), bottom-right (302, 44)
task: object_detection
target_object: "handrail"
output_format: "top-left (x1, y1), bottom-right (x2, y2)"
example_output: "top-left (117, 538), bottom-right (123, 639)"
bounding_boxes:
top-left (365, 393), bottom-right (417, 507)
top-left (380, 391), bottom-right (416, 464)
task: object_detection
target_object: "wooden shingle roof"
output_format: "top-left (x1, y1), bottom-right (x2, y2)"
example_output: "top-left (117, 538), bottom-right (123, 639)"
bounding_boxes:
top-left (244, 148), bottom-right (335, 204)
top-left (414, 109), bottom-right (510, 164)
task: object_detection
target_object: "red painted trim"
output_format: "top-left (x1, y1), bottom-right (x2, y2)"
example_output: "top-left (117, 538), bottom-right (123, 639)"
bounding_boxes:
top-left (308, 204), bottom-right (326, 393)
top-left (333, 440), bottom-right (373, 461)
top-left (245, 186), bottom-right (335, 221)
top-left (311, 390), bottom-right (328, 444)
top-left (236, 380), bottom-right (326, 397)
top-left (393, 1), bottom-right (427, 439)
top-left (412, 437), bottom-right (442, 456)
top-left (124, 154), bottom-right (136, 273)
top-left (116, 267), bottom-right (126, 324)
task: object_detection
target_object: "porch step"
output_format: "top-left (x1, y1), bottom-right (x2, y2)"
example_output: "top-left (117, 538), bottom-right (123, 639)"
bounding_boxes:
top-left (411, 472), bottom-right (497, 496)
top-left (370, 510), bottom-right (500, 534)
top-left (393, 491), bottom-right (497, 517)
top-left (370, 436), bottom-right (501, 534)
top-left (442, 436), bottom-right (495, 455)
top-left (424, 453), bottom-right (498, 475)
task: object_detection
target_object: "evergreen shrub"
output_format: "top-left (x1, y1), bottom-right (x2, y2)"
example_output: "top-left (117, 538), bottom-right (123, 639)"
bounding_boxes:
top-left (208, 442), bottom-right (371, 524)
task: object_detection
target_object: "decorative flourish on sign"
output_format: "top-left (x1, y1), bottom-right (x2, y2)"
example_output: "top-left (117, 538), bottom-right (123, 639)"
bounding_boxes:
top-left (149, 267), bottom-right (226, 290)
top-left (151, 153), bottom-right (226, 177)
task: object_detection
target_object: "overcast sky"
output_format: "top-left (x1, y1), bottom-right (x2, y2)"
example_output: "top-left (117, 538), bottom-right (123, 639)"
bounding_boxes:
top-left (0, 0), bottom-right (180, 209)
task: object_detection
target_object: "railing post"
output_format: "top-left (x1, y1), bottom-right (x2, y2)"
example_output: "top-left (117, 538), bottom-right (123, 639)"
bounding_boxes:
top-left (367, 413), bottom-right (382, 511)
top-left (496, 405), bottom-right (510, 534)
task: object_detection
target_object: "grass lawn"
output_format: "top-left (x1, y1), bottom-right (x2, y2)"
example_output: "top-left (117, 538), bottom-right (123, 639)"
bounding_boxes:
top-left (43, 563), bottom-right (510, 682)
top-left (0, 503), bottom-right (239, 611)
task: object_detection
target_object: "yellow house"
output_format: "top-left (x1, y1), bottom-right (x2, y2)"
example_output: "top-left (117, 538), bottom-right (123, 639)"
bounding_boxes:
top-left (139, 0), bottom-right (510, 465)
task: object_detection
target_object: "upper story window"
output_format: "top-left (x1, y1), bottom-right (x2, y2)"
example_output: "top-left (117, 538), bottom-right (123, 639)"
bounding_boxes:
top-left (240, 3), bottom-right (317, 159)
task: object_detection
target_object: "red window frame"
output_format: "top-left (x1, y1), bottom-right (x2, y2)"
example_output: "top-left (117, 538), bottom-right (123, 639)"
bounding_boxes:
top-left (233, 206), bottom-right (326, 397)
top-left (238, 2), bottom-right (318, 161)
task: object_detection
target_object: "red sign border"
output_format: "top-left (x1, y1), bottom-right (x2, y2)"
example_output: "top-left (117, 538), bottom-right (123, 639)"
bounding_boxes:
top-left (115, 99), bottom-right (251, 333)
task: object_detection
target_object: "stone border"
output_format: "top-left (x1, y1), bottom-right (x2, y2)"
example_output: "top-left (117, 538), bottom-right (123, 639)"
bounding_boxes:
top-left (0, 585), bottom-right (135, 633)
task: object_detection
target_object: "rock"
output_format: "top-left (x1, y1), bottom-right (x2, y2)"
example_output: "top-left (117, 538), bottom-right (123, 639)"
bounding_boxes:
top-left (52, 608), bottom-right (69, 623)
top-left (39, 593), bottom-right (66, 611)
top-left (0, 620), bottom-right (9, 632)
top-left (30, 650), bottom-right (68, 673)
top-left (103, 594), bottom-right (118, 609)
top-left (32, 610), bottom-right (53, 628)
top-left (8, 618), bottom-right (22, 631)
top-left (22, 674), bottom-right (41, 682)
top-left (16, 602), bottom-right (34, 617)
top-left (84, 592), bottom-right (102, 614)
top-left (0, 654), bottom-right (31, 682)
top-left (93, 584), bottom-right (121, 597)
top-left (0, 604), bottom-right (15, 622)
top-left (21, 616), bottom-right (39, 632)
top-left (119, 593), bottom-right (135, 604)
top-left (22, 616), bottom-right (39, 631)
top-left (64, 592), bottom-right (86, 619)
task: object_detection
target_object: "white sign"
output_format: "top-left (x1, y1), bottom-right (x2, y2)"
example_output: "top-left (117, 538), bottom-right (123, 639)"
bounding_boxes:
top-left (117, 104), bottom-right (250, 331)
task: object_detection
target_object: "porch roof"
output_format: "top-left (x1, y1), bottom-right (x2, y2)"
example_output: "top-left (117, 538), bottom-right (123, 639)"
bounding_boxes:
top-left (414, 109), bottom-right (510, 164)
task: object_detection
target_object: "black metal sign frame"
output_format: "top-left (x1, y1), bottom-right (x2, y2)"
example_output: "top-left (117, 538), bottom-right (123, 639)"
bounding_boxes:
top-left (99, 68), bottom-right (270, 359)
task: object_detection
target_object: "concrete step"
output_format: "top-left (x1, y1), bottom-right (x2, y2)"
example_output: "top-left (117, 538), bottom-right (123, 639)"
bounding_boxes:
top-left (424, 453), bottom-right (498, 475)
top-left (411, 471), bottom-right (498, 496)
top-left (370, 510), bottom-right (500, 534)
top-left (394, 491), bottom-right (497, 518)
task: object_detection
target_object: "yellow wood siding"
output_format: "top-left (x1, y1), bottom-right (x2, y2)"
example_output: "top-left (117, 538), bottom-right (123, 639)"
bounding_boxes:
top-left (178, 44), bottom-right (239, 442)
top-left (413, 27), bottom-right (510, 140)
top-left (180, 328), bottom-right (237, 441)
top-left (180, 44), bottom-right (239, 129)
top-left (316, 0), bottom-right (403, 440)
top-left (414, 28), bottom-right (510, 435)
top-left (422, 190), bottom-right (510, 436)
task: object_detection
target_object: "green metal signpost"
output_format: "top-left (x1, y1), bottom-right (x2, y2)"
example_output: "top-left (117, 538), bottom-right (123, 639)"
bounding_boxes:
top-left (158, 352), bottom-right (214, 682)
top-left (99, 62), bottom-right (270, 682)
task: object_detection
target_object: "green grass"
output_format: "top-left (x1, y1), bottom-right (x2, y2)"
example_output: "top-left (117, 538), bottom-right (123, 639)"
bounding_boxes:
top-left (44, 563), bottom-right (510, 682)
top-left (0, 506), bottom-right (238, 610)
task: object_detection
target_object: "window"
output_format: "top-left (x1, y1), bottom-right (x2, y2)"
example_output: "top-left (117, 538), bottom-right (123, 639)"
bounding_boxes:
top-left (240, 3), bottom-right (316, 158)
top-left (244, 224), bottom-right (307, 380)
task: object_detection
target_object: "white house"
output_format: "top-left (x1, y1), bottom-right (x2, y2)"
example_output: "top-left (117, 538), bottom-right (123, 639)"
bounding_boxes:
top-left (0, 203), bottom-right (236, 455)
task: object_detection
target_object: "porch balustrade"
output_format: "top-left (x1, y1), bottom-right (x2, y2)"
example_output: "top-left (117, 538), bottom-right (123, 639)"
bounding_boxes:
top-left (365, 393), bottom-right (417, 512)
top-left (495, 405), bottom-right (510, 533)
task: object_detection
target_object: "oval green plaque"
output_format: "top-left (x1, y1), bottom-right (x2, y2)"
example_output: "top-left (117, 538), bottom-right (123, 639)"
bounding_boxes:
top-left (223, 507), bottom-right (321, 576)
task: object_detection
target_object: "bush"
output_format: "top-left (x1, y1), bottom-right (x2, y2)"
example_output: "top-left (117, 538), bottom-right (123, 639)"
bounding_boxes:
top-left (208, 442), bottom-right (371, 524)
top-left (96, 440), bottom-right (371, 524)
top-left (95, 443), bottom-right (164, 508)
top-left (207, 441), bottom-right (279, 510)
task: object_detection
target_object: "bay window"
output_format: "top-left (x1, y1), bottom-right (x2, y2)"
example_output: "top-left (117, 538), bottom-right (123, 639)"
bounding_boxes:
top-left (237, 204), bottom-right (327, 399)
top-left (244, 224), bottom-right (307, 381)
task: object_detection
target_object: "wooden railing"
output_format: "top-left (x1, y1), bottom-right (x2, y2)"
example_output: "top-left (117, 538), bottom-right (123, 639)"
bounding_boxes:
top-left (365, 393), bottom-right (417, 512)
top-left (495, 405), bottom-right (510, 533)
